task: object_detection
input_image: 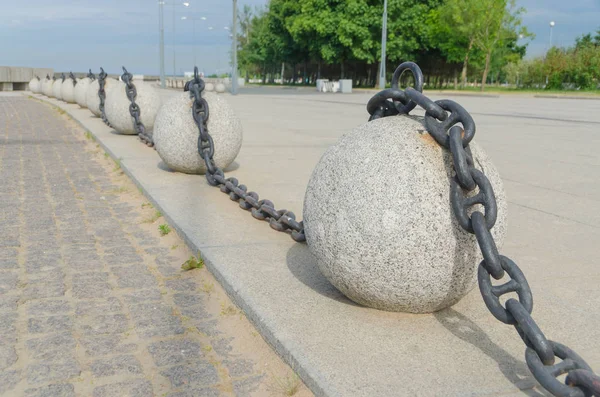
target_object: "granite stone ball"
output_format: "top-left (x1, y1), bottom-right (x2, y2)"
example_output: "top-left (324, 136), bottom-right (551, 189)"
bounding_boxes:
top-left (74, 77), bottom-right (91, 108)
top-left (104, 81), bottom-right (161, 135)
top-left (303, 115), bottom-right (508, 314)
top-left (52, 79), bottom-right (63, 100)
top-left (29, 78), bottom-right (41, 93)
top-left (61, 79), bottom-right (76, 103)
top-left (205, 83), bottom-right (215, 92)
top-left (215, 83), bottom-right (226, 93)
top-left (153, 91), bottom-right (243, 174)
top-left (86, 79), bottom-right (117, 117)
top-left (42, 80), bottom-right (53, 96)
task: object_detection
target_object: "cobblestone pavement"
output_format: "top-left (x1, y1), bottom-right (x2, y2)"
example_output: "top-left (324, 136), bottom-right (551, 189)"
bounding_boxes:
top-left (0, 96), bottom-right (310, 397)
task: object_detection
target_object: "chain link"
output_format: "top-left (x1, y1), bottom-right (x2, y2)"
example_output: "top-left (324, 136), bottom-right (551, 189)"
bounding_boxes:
top-left (88, 69), bottom-right (96, 81)
top-left (98, 67), bottom-right (111, 127)
top-left (367, 61), bottom-right (599, 397)
top-left (184, 66), bottom-right (305, 242)
top-left (68, 71), bottom-right (76, 87)
top-left (120, 66), bottom-right (154, 147)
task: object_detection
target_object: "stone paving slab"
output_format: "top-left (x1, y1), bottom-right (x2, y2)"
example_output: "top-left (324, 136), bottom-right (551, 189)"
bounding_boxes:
top-left (0, 95), bottom-right (311, 397)
top-left (24, 91), bottom-right (600, 397)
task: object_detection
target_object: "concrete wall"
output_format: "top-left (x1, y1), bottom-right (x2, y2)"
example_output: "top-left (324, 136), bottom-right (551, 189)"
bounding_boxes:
top-left (0, 66), bottom-right (54, 91)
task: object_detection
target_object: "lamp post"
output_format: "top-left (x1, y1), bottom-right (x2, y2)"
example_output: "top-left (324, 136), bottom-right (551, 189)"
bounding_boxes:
top-left (378, 0), bottom-right (388, 89)
top-left (181, 16), bottom-right (207, 66)
top-left (231, 0), bottom-right (239, 95)
top-left (546, 21), bottom-right (555, 86)
top-left (159, 1), bottom-right (165, 88)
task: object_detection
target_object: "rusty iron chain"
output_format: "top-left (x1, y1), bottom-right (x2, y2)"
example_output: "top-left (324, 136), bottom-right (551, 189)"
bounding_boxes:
top-left (368, 61), bottom-right (599, 397)
top-left (98, 67), bottom-right (111, 127)
top-left (184, 66), bottom-right (305, 242)
top-left (121, 67), bottom-right (154, 147)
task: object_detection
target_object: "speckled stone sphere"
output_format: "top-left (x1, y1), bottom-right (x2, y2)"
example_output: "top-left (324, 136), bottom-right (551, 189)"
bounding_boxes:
top-left (52, 79), bottom-right (63, 100)
top-left (74, 78), bottom-right (91, 108)
top-left (205, 83), bottom-right (215, 92)
top-left (29, 78), bottom-right (41, 93)
top-left (86, 79), bottom-right (116, 117)
top-left (104, 81), bottom-right (161, 135)
top-left (42, 79), bottom-right (53, 96)
top-left (303, 115), bottom-right (508, 313)
top-left (61, 79), bottom-right (76, 103)
top-left (153, 91), bottom-right (243, 174)
top-left (215, 83), bottom-right (226, 93)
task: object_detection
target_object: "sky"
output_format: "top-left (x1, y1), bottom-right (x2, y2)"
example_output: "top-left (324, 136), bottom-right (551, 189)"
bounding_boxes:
top-left (0, 0), bottom-right (599, 76)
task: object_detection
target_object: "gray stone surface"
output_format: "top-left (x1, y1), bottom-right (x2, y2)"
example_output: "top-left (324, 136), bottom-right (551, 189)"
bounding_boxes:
top-left (52, 79), bottom-right (63, 100)
top-left (105, 80), bottom-right (161, 135)
top-left (29, 78), bottom-right (41, 93)
top-left (215, 83), bottom-right (226, 93)
top-left (154, 91), bottom-right (243, 174)
top-left (61, 78), bottom-right (76, 103)
top-left (86, 78), bottom-right (118, 117)
top-left (0, 95), bottom-right (277, 397)
top-left (303, 115), bottom-right (507, 313)
top-left (74, 77), bottom-right (91, 108)
top-left (26, 89), bottom-right (600, 396)
top-left (205, 82), bottom-right (215, 92)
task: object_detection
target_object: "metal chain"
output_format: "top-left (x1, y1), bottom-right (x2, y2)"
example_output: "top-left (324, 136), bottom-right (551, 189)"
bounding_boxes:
top-left (120, 67), bottom-right (154, 147)
top-left (184, 66), bottom-right (305, 242)
top-left (68, 72), bottom-right (76, 87)
top-left (368, 61), bottom-right (600, 397)
top-left (88, 69), bottom-right (96, 81)
top-left (61, 73), bottom-right (65, 83)
top-left (98, 67), bottom-right (111, 127)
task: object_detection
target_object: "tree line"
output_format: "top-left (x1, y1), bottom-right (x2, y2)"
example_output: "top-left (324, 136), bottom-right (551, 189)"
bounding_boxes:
top-left (504, 31), bottom-right (600, 90)
top-left (236, 0), bottom-right (530, 91)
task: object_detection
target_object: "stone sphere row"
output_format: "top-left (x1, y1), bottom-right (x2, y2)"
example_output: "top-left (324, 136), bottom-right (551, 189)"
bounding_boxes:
top-left (30, 73), bottom-right (243, 175)
top-left (27, 68), bottom-right (506, 314)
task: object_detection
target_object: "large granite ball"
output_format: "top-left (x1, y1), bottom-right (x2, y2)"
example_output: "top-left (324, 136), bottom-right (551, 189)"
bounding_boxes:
top-left (105, 81), bottom-right (161, 135)
top-left (86, 79), bottom-right (116, 117)
top-left (52, 79), bottom-right (63, 100)
top-left (215, 83), bottom-right (226, 93)
top-left (205, 83), bottom-right (215, 92)
top-left (303, 115), bottom-right (508, 313)
top-left (42, 80), bottom-right (52, 96)
top-left (29, 78), bottom-right (41, 93)
top-left (74, 78), bottom-right (91, 108)
top-left (61, 79), bottom-right (76, 103)
top-left (154, 91), bottom-right (243, 174)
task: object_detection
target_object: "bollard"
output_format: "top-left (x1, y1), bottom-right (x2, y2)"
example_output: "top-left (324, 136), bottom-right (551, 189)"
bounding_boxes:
top-left (86, 72), bottom-right (115, 117)
top-left (42, 75), bottom-right (54, 97)
top-left (28, 76), bottom-right (41, 93)
top-left (53, 74), bottom-right (65, 100)
top-left (303, 115), bottom-right (507, 313)
top-left (104, 74), bottom-right (161, 135)
top-left (153, 90), bottom-right (242, 174)
top-left (75, 70), bottom-right (94, 109)
top-left (61, 72), bottom-right (77, 104)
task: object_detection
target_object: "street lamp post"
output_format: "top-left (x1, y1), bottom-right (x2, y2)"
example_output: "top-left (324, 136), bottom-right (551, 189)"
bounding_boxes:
top-left (181, 16), bottom-right (207, 66)
top-left (546, 21), bottom-right (555, 86)
top-left (159, 1), bottom-right (166, 88)
top-left (231, 0), bottom-right (239, 95)
top-left (378, 0), bottom-right (388, 89)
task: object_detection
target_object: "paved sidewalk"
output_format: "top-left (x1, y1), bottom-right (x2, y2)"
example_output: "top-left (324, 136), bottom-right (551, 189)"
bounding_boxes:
top-left (0, 96), bottom-right (310, 397)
